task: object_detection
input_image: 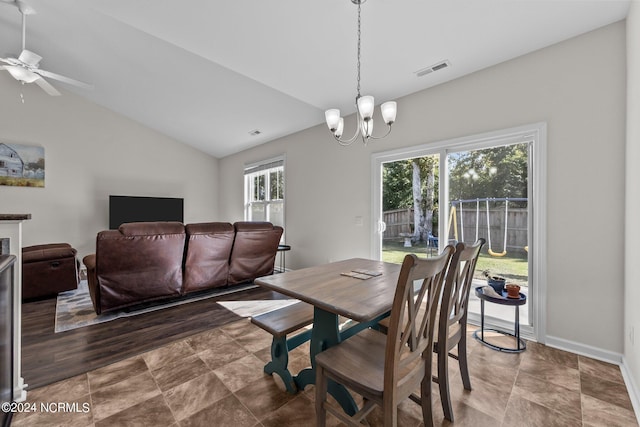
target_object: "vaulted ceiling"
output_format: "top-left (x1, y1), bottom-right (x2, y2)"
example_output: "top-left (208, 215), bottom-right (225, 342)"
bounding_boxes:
top-left (0, 0), bottom-right (630, 157)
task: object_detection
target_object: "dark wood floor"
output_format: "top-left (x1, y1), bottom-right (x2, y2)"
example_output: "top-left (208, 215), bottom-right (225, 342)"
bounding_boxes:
top-left (21, 286), bottom-right (287, 390)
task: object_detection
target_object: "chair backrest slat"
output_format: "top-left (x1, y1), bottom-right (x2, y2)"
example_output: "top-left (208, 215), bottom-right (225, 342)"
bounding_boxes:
top-left (385, 246), bottom-right (455, 387)
top-left (440, 239), bottom-right (485, 342)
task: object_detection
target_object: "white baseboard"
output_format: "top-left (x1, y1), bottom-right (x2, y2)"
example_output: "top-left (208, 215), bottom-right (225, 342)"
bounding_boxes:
top-left (546, 335), bottom-right (640, 423)
top-left (621, 356), bottom-right (640, 423)
top-left (545, 335), bottom-right (622, 364)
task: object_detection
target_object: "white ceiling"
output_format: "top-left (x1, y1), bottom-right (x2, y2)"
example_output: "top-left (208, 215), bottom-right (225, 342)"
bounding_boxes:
top-left (0, 0), bottom-right (631, 158)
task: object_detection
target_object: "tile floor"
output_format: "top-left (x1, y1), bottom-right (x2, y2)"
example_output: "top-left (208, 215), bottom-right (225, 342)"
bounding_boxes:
top-left (11, 320), bottom-right (638, 427)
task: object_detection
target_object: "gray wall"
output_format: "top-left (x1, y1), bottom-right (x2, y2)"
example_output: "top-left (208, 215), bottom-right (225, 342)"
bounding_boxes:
top-left (0, 74), bottom-right (219, 257)
top-left (626, 1), bottom-right (640, 409)
top-left (219, 23), bottom-right (627, 356)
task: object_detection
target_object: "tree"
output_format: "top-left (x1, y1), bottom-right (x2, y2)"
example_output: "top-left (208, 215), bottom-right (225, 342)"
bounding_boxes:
top-left (382, 161), bottom-right (413, 211)
top-left (412, 157), bottom-right (437, 242)
top-left (382, 156), bottom-right (438, 242)
top-left (448, 144), bottom-right (527, 207)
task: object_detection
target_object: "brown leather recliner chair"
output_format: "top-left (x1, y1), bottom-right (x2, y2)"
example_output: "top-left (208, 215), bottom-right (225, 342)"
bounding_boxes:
top-left (228, 222), bottom-right (283, 285)
top-left (183, 222), bottom-right (236, 293)
top-left (22, 243), bottom-right (79, 300)
top-left (84, 222), bottom-right (186, 314)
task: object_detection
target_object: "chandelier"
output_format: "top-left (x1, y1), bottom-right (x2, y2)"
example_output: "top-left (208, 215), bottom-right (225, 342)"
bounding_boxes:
top-left (325, 0), bottom-right (397, 146)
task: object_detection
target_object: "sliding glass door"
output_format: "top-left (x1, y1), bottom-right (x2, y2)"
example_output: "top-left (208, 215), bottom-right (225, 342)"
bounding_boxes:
top-left (446, 143), bottom-right (530, 329)
top-left (372, 124), bottom-right (546, 342)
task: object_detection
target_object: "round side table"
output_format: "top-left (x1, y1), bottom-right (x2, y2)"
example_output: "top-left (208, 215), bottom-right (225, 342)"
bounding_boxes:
top-left (276, 244), bottom-right (291, 273)
top-left (472, 286), bottom-right (527, 353)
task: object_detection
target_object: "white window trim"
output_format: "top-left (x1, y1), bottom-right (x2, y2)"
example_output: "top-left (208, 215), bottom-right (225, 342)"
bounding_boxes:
top-left (371, 123), bottom-right (547, 344)
top-left (244, 154), bottom-right (286, 232)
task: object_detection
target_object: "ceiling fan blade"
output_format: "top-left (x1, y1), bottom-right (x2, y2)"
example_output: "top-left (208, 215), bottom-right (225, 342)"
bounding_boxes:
top-left (34, 69), bottom-right (93, 90)
top-left (33, 76), bottom-right (61, 96)
top-left (18, 49), bottom-right (41, 67)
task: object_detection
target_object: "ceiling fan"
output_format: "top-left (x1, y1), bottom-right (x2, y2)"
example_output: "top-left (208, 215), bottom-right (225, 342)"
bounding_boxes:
top-left (0, 0), bottom-right (93, 96)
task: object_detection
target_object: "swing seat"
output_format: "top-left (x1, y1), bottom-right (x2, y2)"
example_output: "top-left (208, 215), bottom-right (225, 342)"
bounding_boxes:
top-left (487, 249), bottom-right (507, 257)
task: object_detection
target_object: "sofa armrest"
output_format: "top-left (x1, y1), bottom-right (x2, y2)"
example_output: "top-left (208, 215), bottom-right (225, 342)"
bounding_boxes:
top-left (83, 254), bottom-right (96, 271)
top-left (83, 254), bottom-right (101, 314)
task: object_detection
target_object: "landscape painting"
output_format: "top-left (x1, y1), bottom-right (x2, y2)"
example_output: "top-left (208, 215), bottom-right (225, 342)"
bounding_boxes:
top-left (0, 142), bottom-right (45, 187)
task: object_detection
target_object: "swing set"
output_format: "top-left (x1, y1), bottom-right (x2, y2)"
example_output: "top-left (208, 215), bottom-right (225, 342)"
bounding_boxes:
top-left (447, 197), bottom-right (527, 257)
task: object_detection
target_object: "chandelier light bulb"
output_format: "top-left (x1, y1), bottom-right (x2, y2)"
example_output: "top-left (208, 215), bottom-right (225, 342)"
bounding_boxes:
top-left (325, 109), bottom-right (341, 132)
top-left (335, 118), bottom-right (344, 138)
top-left (381, 101), bottom-right (397, 125)
top-left (365, 119), bottom-right (373, 137)
top-left (360, 118), bottom-right (373, 137)
top-left (357, 96), bottom-right (375, 121)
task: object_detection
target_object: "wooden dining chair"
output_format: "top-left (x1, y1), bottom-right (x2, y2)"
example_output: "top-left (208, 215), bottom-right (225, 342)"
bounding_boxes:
top-left (315, 246), bottom-right (455, 427)
top-left (433, 238), bottom-right (485, 422)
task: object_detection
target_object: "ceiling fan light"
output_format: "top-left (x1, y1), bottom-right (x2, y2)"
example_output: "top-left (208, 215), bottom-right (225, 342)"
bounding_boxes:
top-left (381, 101), bottom-right (397, 125)
top-left (357, 96), bottom-right (374, 121)
top-left (325, 109), bottom-right (341, 132)
top-left (7, 65), bottom-right (38, 83)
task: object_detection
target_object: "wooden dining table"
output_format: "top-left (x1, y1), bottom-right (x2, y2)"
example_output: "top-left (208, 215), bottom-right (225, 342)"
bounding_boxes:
top-left (254, 257), bottom-right (401, 415)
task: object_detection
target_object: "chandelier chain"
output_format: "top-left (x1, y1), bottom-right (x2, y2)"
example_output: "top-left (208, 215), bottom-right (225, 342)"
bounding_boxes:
top-left (356, 1), bottom-right (361, 99)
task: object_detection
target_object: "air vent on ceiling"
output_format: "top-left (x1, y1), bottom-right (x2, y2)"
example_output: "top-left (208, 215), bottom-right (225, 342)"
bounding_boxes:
top-left (248, 129), bottom-right (262, 136)
top-left (415, 60), bottom-right (450, 77)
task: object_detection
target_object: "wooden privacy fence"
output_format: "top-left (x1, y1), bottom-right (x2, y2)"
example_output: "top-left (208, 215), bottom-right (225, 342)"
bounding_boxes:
top-left (383, 208), bottom-right (414, 238)
top-left (383, 207), bottom-right (528, 252)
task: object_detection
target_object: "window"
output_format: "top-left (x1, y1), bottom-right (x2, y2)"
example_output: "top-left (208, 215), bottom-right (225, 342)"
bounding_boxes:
top-left (0, 161), bottom-right (5, 168)
top-left (244, 156), bottom-right (285, 229)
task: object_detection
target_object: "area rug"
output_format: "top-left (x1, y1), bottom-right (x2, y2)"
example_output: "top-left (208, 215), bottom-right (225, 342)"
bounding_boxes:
top-left (54, 280), bottom-right (259, 333)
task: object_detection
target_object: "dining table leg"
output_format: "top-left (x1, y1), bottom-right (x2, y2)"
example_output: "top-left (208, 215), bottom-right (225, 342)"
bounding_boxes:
top-left (294, 307), bottom-right (359, 416)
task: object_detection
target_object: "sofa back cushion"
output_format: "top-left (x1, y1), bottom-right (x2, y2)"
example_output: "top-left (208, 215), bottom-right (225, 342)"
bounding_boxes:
top-left (184, 222), bottom-right (235, 292)
top-left (228, 222), bottom-right (283, 285)
top-left (95, 221), bottom-right (186, 312)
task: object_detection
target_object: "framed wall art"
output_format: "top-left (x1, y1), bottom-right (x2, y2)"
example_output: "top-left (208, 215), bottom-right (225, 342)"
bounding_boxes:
top-left (0, 142), bottom-right (44, 187)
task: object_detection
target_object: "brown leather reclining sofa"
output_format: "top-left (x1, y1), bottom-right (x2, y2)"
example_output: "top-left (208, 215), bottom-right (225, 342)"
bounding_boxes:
top-left (83, 221), bottom-right (283, 314)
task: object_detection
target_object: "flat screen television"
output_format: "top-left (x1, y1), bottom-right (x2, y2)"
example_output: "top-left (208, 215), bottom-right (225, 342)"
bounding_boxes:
top-left (109, 195), bottom-right (184, 229)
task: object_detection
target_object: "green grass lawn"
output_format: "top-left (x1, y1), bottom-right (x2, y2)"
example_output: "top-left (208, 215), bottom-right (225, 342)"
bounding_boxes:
top-left (382, 240), bottom-right (529, 286)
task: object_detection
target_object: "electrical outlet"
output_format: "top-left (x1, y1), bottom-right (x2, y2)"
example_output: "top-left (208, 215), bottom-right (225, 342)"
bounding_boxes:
top-left (355, 216), bottom-right (363, 226)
